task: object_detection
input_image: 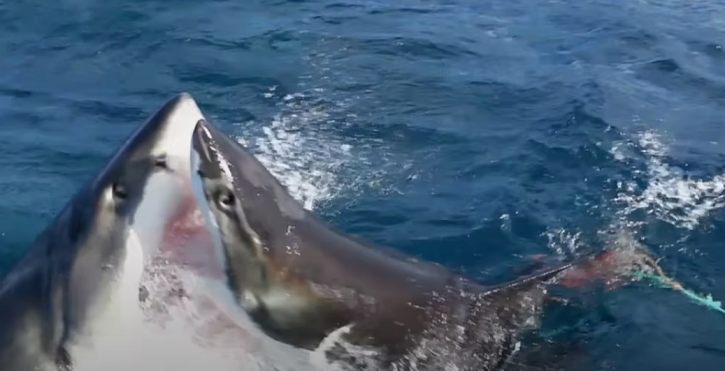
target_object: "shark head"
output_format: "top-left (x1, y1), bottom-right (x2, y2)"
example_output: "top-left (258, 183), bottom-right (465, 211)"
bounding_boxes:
top-left (57, 93), bottom-right (208, 328)
top-left (0, 93), bottom-right (222, 368)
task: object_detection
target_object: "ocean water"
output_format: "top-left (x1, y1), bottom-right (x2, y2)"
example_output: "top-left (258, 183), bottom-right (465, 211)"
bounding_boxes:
top-left (0, 0), bottom-right (724, 370)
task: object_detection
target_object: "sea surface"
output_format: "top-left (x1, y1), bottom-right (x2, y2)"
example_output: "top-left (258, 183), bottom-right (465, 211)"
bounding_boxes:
top-left (1, 0), bottom-right (724, 370)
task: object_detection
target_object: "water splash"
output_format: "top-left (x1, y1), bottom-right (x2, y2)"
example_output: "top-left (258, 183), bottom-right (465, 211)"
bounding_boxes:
top-left (542, 127), bottom-right (725, 301)
top-left (612, 130), bottom-right (725, 230)
top-left (235, 90), bottom-right (376, 211)
top-left (545, 228), bottom-right (584, 256)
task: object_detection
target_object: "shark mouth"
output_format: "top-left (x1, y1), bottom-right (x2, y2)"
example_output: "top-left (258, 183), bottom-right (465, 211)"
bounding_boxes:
top-left (69, 189), bottom-right (276, 370)
top-left (136, 184), bottom-right (263, 356)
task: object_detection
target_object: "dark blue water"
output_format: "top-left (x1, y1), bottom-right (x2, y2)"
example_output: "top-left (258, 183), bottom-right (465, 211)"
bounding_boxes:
top-left (1, 0), bottom-right (725, 369)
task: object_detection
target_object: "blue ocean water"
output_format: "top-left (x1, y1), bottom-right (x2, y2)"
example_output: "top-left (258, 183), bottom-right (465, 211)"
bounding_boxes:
top-left (1, 0), bottom-right (724, 369)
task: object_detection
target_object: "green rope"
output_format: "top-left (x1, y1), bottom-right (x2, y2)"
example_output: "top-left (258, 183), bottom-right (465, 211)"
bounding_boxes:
top-left (539, 268), bottom-right (725, 341)
top-left (629, 271), bottom-right (725, 314)
top-left (538, 255), bottom-right (725, 342)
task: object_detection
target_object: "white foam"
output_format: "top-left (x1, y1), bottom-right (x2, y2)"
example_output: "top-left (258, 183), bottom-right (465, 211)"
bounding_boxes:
top-left (612, 130), bottom-right (725, 230)
top-left (235, 92), bottom-right (358, 211)
top-left (545, 128), bottom-right (725, 256)
top-left (545, 228), bottom-right (584, 255)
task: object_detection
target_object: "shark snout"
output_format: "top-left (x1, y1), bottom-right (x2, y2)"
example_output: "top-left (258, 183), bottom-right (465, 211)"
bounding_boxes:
top-left (192, 119), bottom-right (226, 182)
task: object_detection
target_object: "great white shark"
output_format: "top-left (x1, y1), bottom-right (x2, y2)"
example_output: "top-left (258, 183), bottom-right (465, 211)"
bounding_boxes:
top-left (190, 114), bottom-right (616, 371)
top-left (0, 93), bottom-right (211, 370)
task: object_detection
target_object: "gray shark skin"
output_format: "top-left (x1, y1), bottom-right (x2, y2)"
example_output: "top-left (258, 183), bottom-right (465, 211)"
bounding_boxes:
top-left (191, 118), bottom-right (599, 371)
top-left (0, 93), bottom-right (206, 370)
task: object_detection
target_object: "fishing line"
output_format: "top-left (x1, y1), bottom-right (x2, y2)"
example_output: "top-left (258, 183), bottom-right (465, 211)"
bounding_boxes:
top-left (539, 251), bottom-right (725, 341)
top-left (629, 254), bottom-right (725, 315)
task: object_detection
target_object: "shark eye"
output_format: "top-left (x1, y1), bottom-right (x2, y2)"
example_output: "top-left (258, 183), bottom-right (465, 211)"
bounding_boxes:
top-left (153, 155), bottom-right (168, 169)
top-left (111, 182), bottom-right (127, 201)
top-left (218, 191), bottom-right (235, 208)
